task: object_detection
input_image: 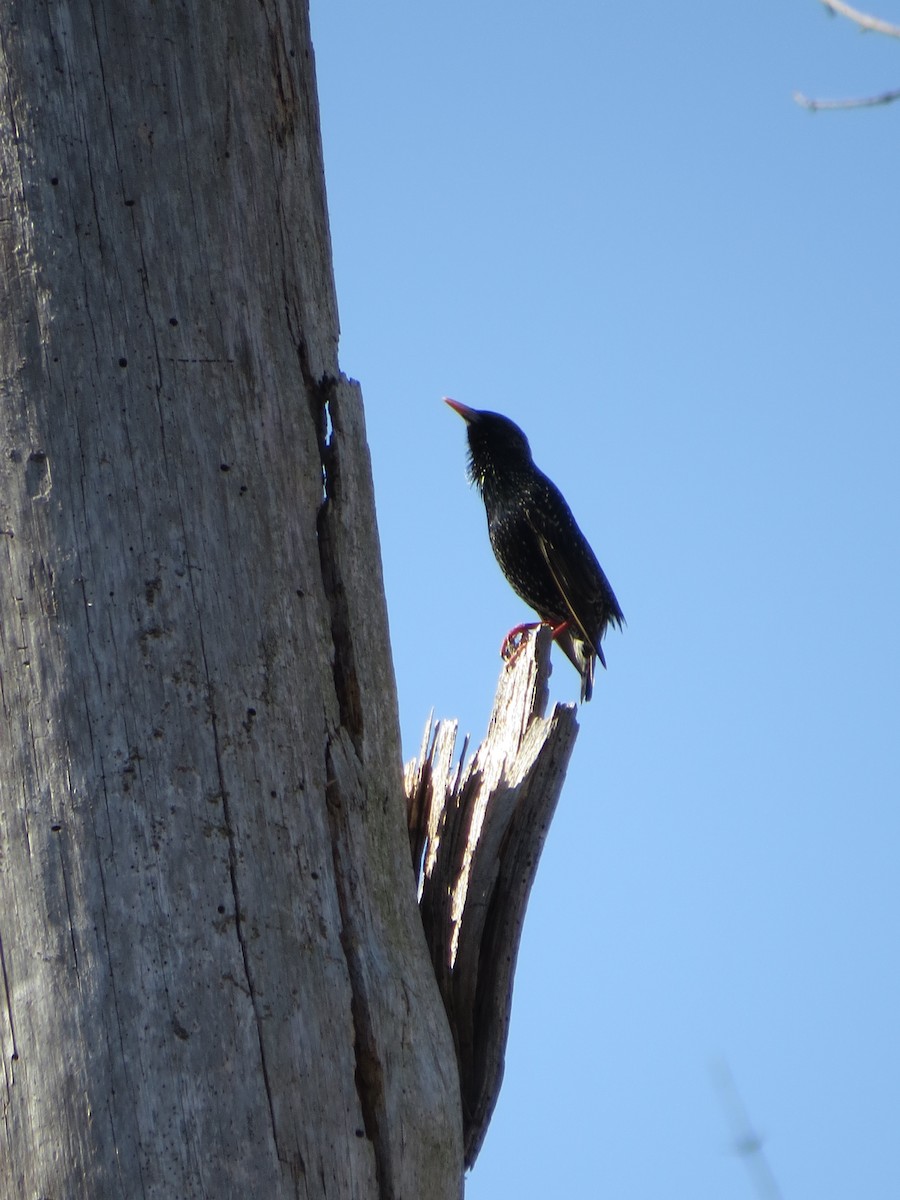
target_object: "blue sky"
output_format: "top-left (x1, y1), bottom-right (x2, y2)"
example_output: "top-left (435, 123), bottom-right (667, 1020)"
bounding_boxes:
top-left (309, 2), bottom-right (900, 1196)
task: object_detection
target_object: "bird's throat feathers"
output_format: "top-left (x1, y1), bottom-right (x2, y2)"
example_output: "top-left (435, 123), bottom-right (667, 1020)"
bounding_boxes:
top-left (465, 449), bottom-right (488, 492)
top-left (466, 448), bottom-right (527, 499)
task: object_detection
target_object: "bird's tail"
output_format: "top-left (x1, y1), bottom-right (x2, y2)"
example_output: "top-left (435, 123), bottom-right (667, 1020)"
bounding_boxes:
top-left (580, 654), bottom-right (594, 704)
top-left (553, 628), bottom-right (596, 703)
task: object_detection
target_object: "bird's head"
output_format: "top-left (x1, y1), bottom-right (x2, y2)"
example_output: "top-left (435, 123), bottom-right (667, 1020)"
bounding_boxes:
top-left (444, 398), bottom-right (533, 490)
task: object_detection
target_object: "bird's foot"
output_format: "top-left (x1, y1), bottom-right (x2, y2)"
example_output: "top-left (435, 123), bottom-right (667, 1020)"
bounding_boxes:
top-left (501, 619), bottom-right (570, 661)
top-left (501, 624), bottom-right (571, 662)
top-left (500, 622), bottom-right (542, 661)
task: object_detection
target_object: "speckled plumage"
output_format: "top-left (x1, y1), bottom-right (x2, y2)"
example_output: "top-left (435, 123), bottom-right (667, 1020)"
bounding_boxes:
top-left (446, 399), bottom-right (623, 702)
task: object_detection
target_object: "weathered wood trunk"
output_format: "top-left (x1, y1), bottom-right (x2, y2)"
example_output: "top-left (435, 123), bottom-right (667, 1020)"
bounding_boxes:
top-left (405, 628), bottom-right (579, 1166)
top-left (0, 3), bottom-right (462, 1196)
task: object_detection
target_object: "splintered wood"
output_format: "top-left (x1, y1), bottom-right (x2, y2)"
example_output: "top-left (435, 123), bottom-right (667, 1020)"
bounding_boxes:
top-left (404, 626), bottom-right (579, 1166)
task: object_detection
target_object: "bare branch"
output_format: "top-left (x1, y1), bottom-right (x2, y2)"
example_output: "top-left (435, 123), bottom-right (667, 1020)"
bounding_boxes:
top-left (818, 0), bottom-right (900, 36)
top-left (406, 626), bottom-right (580, 1166)
top-left (794, 85), bottom-right (900, 108)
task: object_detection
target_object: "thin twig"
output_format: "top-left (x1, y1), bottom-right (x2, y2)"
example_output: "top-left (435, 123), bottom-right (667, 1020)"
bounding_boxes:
top-left (798, 1), bottom-right (900, 109)
top-left (819, 0), bottom-right (900, 36)
top-left (712, 1061), bottom-right (785, 1200)
top-left (794, 85), bottom-right (900, 108)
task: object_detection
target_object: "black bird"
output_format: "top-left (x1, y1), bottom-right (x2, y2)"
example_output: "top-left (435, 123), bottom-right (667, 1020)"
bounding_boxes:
top-left (445, 398), bottom-right (623, 702)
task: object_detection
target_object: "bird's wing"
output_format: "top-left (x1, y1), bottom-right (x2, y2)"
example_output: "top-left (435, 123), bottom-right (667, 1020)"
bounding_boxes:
top-left (525, 479), bottom-right (622, 655)
top-left (533, 531), bottom-right (597, 651)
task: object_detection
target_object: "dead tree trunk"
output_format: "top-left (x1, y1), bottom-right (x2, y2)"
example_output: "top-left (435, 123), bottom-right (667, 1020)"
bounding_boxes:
top-left (0, 3), bottom-right (461, 1197)
top-left (406, 628), bottom-right (579, 1166)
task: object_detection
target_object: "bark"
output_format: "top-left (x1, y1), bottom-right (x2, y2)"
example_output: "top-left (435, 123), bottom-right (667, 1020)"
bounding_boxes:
top-left (0, 3), bottom-right (461, 1197)
top-left (405, 628), bottom-right (579, 1166)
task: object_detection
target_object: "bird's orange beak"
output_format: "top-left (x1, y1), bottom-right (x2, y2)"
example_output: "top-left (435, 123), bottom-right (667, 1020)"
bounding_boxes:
top-left (444, 397), bottom-right (478, 423)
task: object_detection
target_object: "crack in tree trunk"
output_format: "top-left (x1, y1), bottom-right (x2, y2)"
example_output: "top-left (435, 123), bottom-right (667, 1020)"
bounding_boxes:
top-left (326, 735), bottom-right (392, 1199)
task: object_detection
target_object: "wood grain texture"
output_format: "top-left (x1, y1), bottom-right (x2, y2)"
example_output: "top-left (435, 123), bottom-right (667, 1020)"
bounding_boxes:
top-left (0, 3), bottom-right (461, 1196)
top-left (405, 627), bottom-right (579, 1166)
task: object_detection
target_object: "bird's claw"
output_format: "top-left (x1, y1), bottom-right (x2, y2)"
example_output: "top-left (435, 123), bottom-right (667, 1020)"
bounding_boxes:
top-left (500, 622), bottom-right (541, 661)
top-left (500, 633), bottom-right (523, 661)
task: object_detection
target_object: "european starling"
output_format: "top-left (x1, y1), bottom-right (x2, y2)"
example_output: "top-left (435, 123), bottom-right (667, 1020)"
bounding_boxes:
top-left (445, 398), bottom-right (623, 702)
